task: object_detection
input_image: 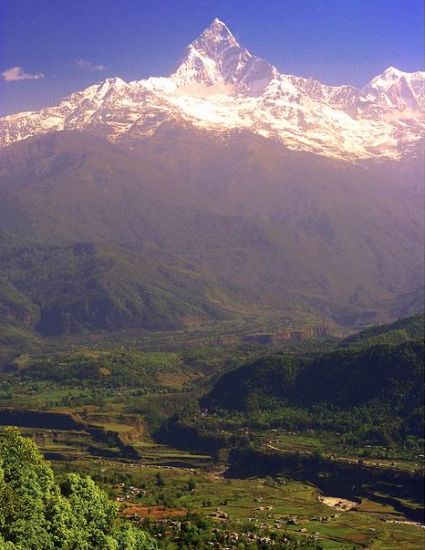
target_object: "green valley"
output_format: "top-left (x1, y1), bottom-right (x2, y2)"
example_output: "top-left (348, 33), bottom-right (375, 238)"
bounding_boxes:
top-left (0, 314), bottom-right (423, 548)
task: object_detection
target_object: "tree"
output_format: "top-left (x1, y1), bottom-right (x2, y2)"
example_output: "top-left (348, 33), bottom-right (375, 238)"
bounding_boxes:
top-left (0, 428), bottom-right (157, 549)
top-left (154, 473), bottom-right (165, 487)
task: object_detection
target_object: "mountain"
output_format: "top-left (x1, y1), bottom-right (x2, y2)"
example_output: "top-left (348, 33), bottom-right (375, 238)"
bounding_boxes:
top-left (1, 19), bottom-right (424, 161)
top-left (0, 20), bottom-right (423, 336)
top-left (203, 320), bottom-right (424, 441)
top-left (204, 339), bottom-right (424, 414)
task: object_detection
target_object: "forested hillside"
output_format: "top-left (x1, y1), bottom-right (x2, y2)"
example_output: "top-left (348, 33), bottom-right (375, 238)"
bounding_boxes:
top-left (203, 316), bottom-right (424, 444)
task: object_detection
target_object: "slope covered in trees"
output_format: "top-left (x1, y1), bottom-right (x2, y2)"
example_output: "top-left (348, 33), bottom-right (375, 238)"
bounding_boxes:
top-left (339, 313), bottom-right (424, 348)
top-left (0, 231), bottom-right (230, 338)
top-left (203, 317), bottom-right (424, 444)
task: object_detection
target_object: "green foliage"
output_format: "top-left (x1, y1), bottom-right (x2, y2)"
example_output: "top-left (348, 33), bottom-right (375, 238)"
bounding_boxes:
top-left (18, 349), bottom-right (183, 390)
top-left (154, 473), bottom-right (165, 488)
top-left (297, 340), bottom-right (424, 411)
top-left (0, 232), bottom-right (227, 337)
top-left (111, 526), bottom-right (157, 550)
top-left (340, 313), bottom-right (424, 349)
top-left (0, 428), bottom-right (157, 549)
top-left (203, 331), bottom-right (425, 445)
top-left (203, 354), bottom-right (302, 411)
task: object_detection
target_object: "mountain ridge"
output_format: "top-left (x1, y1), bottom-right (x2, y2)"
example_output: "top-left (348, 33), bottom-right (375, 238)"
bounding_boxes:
top-left (1, 19), bottom-right (424, 161)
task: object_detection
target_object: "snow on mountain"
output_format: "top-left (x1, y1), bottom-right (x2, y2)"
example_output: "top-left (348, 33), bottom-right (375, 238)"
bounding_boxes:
top-left (0, 18), bottom-right (424, 161)
top-left (171, 18), bottom-right (276, 94)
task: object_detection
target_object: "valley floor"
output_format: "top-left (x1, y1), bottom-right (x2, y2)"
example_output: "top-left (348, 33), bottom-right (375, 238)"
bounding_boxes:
top-left (1, 405), bottom-right (423, 549)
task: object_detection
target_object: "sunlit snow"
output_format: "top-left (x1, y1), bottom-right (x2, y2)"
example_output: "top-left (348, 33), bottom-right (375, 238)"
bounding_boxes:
top-left (0, 18), bottom-right (424, 162)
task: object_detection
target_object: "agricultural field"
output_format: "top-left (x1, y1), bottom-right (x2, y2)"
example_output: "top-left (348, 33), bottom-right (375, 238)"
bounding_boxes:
top-left (51, 456), bottom-right (425, 549)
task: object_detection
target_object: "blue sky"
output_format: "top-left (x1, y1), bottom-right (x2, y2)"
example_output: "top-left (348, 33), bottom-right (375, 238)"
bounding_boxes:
top-left (0, 0), bottom-right (423, 116)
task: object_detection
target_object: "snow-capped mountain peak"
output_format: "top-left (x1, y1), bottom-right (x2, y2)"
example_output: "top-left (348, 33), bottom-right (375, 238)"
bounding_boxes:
top-left (193, 18), bottom-right (240, 49)
top-left (365, 66), bottom-right (425, 113)
top-left (171, 18), bottom-right (276, 93)
top-left (369, 66), bottom-right (415, 90)
top-left (0, 19), bottom-right (424, 162)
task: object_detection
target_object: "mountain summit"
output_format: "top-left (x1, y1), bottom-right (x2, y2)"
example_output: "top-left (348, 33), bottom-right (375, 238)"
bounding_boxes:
top-left (172, 18), bottom-right (276, 93)
top-left (189, 17), bottom-right (240, 53)
top-left (0, 19), bottom-right (424, 160)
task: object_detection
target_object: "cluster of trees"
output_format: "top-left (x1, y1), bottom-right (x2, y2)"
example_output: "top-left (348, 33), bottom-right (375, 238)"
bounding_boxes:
top-left (16, 349), bottom-right (184, 390)
top-left (146, 513), bottom-right (322, 549)
top-left (206, 341), bottom-right (423, 413)
top-left (0, 428), bottom-right (157, 549)
top-left (199, 331), bottom-right (424, 446)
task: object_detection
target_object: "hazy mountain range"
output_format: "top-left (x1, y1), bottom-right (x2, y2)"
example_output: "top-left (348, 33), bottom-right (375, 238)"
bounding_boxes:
top-left (0, 19), bottom-right (423, 339)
